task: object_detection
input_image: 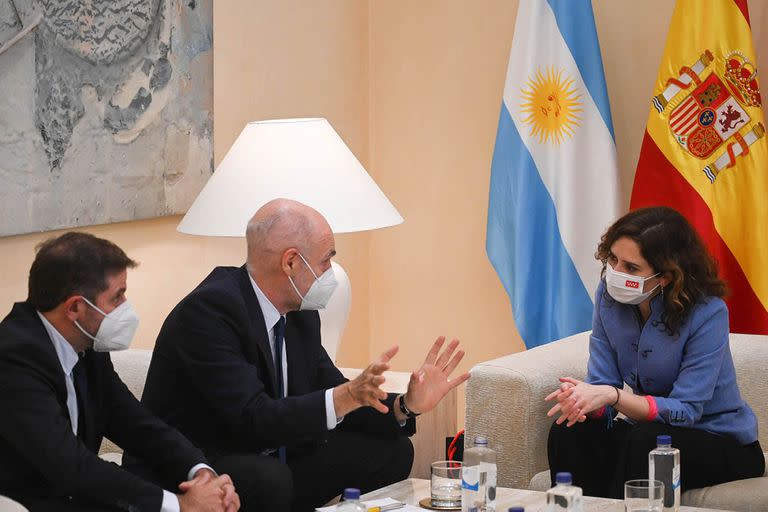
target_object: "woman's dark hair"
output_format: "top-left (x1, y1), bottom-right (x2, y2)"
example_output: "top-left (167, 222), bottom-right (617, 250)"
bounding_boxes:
top-left (596, 206), bottom-right (726, 335)
top-left (28, 232), bottom-right (138, 312)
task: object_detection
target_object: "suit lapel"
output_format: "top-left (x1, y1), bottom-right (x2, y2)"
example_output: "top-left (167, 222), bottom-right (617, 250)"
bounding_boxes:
top-left (285, 310), bottom-right (322, 396)
top-left (10, 303), bottom-right (79, 433)
top-left (235, 266), bottom-right (278, 395)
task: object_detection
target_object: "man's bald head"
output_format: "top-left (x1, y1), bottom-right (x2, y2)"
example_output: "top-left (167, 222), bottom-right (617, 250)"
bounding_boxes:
top-left (245, 199), bottom-right (331, 257)
top-left (245, 199), bottom-right (336, 313)
top-left (246, 198), bottom-right (332, 263)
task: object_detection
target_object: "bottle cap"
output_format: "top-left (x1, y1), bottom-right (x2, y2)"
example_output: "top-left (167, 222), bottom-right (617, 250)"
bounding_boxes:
top-left (474, 436), bottom-right (488, 446)
top-left (509, 508), bottom-right (525, 512)
top-left (555, 472), bottom-right (572, 484)
top-left (657, 435), bottom-right (672, 445)
top-left (342, 488), bottom-right (360, 500)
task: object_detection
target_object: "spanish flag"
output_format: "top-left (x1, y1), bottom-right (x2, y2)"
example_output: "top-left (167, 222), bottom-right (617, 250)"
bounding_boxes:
top-left (631, 0), bottom-right (767, 334)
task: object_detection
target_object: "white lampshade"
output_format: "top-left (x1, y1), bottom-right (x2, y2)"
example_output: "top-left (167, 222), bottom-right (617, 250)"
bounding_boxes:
top-left (177, 118), bottom-right (403, 236)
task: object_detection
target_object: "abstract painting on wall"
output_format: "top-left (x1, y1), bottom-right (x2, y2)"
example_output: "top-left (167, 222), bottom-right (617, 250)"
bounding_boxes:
top-left (0, 0), bottom-right (213, 237)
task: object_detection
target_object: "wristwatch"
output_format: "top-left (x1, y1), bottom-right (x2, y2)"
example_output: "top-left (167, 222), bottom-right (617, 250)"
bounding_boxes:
top-left (398, 394), bottom-right (421, 419)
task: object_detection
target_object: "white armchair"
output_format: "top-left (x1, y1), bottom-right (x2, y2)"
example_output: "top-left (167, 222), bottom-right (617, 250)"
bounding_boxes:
top-left (465, 331), bottom-right (768, 512)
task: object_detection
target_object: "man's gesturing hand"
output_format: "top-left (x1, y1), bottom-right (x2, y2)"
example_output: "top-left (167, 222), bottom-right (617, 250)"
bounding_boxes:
top-left (334, 345), bottom-right (399, 417)
top-left (402, 336), bottom-right (470, 415)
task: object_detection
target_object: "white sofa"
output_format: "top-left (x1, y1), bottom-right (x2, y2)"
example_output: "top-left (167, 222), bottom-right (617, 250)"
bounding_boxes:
top-left (465, 331), bottom-right (768, 512)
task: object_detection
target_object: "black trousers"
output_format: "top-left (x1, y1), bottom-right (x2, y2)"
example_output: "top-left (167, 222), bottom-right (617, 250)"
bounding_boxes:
top-left (205, 451), bottom-right (291, 511)
top-left (211, 430), bottom-right (414, 512)
top-left (24, 462), bottom-right (168, 511)
top-left (547, 418), bottom-right (765, 499)
top-left (27, 502), bottom-right (121, 511)
top-left (24, 500), bottom-right (122, 512)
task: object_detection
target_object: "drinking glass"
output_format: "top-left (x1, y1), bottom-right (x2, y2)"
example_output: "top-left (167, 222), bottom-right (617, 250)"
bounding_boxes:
top-left (431, 460), bottom-right (462, 508)
top-left (624, 479), bottom-right (664, 512)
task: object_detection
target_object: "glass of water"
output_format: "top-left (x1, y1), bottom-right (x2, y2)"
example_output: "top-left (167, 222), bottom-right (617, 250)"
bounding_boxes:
top-left (625, 479), bottom-right (664, 512)
top-left (431, 460), bottom-right (462, 508)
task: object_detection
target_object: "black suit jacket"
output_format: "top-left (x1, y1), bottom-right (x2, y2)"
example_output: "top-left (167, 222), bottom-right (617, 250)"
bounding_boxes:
top-left (0, 302), bottom-right (208, 511)
top-left (140, 265), bottom-right (414, 459)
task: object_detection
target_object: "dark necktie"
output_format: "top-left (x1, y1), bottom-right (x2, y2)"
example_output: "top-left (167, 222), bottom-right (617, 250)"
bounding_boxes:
top-left (273, 317), bottom-right (287, 464)
top-left (72, 354), bottom-right (88, 441)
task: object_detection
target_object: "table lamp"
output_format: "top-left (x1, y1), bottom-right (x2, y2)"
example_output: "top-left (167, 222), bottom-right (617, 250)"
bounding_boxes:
top-left (177, 118), bottom-right (403, 361)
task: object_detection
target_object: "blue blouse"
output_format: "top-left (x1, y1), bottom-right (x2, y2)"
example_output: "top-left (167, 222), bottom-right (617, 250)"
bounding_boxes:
top-left (587, 280), bottom-right (758, 445)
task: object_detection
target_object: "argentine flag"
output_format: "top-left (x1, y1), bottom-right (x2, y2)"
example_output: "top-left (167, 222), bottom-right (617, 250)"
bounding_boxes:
top-left (486, 0), bottom-right (619, 349)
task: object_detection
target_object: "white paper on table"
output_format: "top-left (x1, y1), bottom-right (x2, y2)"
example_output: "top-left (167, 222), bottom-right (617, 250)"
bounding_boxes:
top-left (315, 497), bottom-right (423, 511)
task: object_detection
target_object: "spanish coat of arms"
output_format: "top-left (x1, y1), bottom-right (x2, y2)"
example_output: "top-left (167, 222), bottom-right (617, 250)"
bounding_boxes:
top-left (652, 49), bottom-right (764, 183)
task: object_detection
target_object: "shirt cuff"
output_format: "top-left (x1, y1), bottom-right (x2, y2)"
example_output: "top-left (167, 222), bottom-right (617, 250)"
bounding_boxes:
top-left (161, 490), bottom-right (180, 512)
top-left (187, 463), bottom-right (216, 482)
top-left (325, 388), bottom-right (344, 430)
top-left (644, 395), bottom-right (659, 421)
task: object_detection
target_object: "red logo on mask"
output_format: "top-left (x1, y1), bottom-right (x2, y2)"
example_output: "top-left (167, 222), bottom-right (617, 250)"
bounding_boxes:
top-left (625, 280), bottom-right (640, 289)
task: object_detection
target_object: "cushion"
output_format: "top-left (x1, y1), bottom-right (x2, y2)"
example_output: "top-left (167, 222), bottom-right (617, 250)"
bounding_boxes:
top-left (682, 476), bottom-right (768, 511)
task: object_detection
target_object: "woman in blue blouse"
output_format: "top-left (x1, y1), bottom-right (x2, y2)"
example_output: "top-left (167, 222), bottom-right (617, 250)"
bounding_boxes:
top-left (546, 206), bottom-right (764, 498)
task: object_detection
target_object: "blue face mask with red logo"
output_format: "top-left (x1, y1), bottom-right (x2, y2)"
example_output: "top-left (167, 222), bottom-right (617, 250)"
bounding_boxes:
top-left (605, 264), bottom-right (660, 305)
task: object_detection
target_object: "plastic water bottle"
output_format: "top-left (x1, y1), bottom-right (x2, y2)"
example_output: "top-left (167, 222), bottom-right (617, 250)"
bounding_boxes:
top-left (336, 488), bottom-right (367, 511)
top-left (545, 472), bottom-right (583, 512)
top-left (649, 435), bottom-right (680, 512)
top-left (461, 436), bottom-right (497, 512)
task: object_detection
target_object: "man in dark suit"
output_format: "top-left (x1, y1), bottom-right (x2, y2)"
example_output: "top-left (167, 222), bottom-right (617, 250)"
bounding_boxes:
top-left (138, 198), bottom-right (470, 512)
top-left (0, 232), bottom-right (239, 512)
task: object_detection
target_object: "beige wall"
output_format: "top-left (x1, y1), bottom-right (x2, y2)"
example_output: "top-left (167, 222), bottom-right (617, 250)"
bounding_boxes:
top-left (2, 0), bottom-right (767, 426)
top-left (367, 0), bottom-right (521, 427)
top-left (212, 0), bottom-right (372, 367)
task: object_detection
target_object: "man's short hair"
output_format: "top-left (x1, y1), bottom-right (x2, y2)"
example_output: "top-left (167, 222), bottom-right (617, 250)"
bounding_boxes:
top-left (28, 232), bottom-right (138, 312)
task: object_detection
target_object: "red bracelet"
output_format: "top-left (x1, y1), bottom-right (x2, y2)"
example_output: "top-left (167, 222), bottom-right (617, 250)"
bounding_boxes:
top-left (644, 395), bottom-right (658, 421)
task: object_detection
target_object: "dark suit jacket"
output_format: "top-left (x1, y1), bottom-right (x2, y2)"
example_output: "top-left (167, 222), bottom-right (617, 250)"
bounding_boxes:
top-left (140, 265), bottom-right (414, 459)
top-left (0, 302), bottom-right (208, 511)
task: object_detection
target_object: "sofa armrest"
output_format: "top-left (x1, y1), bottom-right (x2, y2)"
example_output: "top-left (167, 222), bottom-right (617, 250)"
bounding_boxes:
top-left (464, 331), bottom-right (590, 489)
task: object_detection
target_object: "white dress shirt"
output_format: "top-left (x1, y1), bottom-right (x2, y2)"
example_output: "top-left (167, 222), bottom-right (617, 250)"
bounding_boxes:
top-left (37, 313), bottom-right (209, 512)
top-left (247, 274), bottom-right (342, 430)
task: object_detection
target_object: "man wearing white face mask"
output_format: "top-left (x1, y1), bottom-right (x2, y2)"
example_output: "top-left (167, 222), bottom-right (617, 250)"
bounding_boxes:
top-left (0, 232), bottom-right (240, 512)
top-left (138, 199), bottom-right (470, 512)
